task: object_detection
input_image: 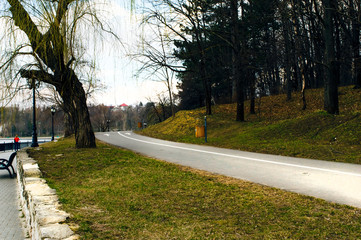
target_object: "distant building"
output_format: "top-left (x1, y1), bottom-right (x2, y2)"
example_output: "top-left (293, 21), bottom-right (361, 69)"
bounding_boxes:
top-left (120, 103), bottom-right (128, 110)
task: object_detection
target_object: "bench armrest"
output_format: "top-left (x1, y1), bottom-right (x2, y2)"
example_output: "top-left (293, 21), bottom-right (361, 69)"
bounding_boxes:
top-left (0, 159), bottom-right (9, 164)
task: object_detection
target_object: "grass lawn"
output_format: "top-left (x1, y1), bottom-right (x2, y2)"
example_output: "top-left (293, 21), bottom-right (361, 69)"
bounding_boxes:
top-left (28, 138), bottom-right (361, 239)
top-left (140, 86), bottom-right (361, 164)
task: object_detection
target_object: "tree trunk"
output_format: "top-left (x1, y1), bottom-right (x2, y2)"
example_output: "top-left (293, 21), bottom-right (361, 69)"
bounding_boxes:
top-left (301, 70), bottom-right (307, 110)
top-left (249, 70), bottom-right (256, 114)
top-left (57, 71), bottom-right (96, 148)
top-left (281, 0), bottom-right (295, 99)
top-left (151, 103), bottom-right (162, 123)
top-left (322, 0), bottom-right (339, 114)
top-left (309, 0), bottom-right (325, 89)
top-left (200, 54), bottom-right (212, 115)
top-left (167, 85), bottom-right (175, 118)
top-left (194, 27), bottom-right (211, 115)
top-left (351, 0), bottom-right (361, 88)
top-left (285, 24), bottom-right (292, 101)
top-left (63, 112), bottom-right (74, 137)
top-left (231, 0), bottom-right (244, 122)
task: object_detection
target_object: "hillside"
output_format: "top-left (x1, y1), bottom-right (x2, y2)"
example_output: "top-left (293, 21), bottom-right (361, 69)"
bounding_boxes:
top-left (140, 86), bottom-right (361, 164)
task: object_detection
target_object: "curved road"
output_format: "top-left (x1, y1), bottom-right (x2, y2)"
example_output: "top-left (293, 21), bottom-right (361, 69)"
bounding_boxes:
top-left (96, 131), bottom-right (361, 209)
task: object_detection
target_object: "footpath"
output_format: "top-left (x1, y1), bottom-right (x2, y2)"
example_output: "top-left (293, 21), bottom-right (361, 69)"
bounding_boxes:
top-left (0, 151), bottom-right (25, 240)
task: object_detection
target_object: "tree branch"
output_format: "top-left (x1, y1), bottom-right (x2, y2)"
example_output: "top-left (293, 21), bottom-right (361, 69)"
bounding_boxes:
top-left (7, 0), bottom-right (58, 70)
top-left (19, 69), bottom-right (59, 87)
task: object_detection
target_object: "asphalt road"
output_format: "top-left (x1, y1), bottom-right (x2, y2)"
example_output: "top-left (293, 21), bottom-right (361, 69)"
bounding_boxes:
top-left (96, 131), bottom-right (361, 209)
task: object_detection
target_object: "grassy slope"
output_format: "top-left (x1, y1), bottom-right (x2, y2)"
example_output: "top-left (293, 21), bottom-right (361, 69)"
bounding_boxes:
top-left (140, 86), bottom-right (361, 164)
top-left (29, 138), bottom-right (361, 239)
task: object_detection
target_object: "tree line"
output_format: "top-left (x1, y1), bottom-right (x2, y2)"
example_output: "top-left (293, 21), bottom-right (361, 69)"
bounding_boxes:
top-left (89, 101), bottom-right (175, 132)
top-left (0, 106), bottom-right (64, 138)
top-left (142, 0), bottom-right (359, 119)
top-left (0, 100), bottom-right (174, 138)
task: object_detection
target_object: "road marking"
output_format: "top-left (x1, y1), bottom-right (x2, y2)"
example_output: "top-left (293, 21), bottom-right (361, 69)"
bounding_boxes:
top-left (104, 134), bottom-right (109, 137)
top-left (125, 133), bottom-right (131, 135)
top-left (117, 132), bottom-right (361, 178)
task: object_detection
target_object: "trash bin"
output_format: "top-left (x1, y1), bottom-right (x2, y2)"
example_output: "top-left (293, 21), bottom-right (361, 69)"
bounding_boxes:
top-left (138, 122), bottom-right (142, 128)
top-left (195, 126), bottom-right (205, 138)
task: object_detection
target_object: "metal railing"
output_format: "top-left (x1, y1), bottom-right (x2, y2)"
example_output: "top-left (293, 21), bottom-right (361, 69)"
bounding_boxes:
top-left (0, 140), bottom-right (51, 152)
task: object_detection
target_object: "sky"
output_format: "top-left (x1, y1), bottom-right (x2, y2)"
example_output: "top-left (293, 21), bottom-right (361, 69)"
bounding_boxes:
top-left (88, 0), bottom-right (178, 107)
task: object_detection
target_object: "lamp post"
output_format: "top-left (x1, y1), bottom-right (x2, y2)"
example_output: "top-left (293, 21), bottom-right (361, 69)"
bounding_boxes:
top-left (107, 119), bottom-right (110, 132)
top-left (31, 79), bottom-right (38, 147)
top-left (51, 106), bottom-right (56, 141)
top-left (204, 116), bottom-right (207, 143)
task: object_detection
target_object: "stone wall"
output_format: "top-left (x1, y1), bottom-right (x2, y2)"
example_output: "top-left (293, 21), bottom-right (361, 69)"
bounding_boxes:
top-left (16, 150), bottom-right (79, 240)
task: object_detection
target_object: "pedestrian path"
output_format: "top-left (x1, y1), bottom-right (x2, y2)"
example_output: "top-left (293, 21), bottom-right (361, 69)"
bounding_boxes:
top-left (0, 152), bottom-right (25, 240)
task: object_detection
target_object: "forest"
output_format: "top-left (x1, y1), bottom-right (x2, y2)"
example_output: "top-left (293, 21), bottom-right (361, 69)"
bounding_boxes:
top-left (143, 0), bottom-right (360, 118)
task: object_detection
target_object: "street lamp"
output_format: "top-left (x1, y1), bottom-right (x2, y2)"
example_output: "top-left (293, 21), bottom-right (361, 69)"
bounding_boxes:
top-left (30, 79), bottom-right (38, 147)
top-left (51, 106), bottom-right (56, 141)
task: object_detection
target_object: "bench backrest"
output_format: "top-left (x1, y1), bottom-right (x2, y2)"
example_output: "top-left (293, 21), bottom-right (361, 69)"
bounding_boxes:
top-left (6, 152), bottom-right (17, 166)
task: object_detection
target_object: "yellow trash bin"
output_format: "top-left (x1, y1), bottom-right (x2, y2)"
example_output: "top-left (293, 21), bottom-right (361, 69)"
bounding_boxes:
top-left (195, 126), bottom-right (205, 138)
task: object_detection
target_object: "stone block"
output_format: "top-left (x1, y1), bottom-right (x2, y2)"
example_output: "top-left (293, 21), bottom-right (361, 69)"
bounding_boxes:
top-left (40, 224), bottom-right (74, 239)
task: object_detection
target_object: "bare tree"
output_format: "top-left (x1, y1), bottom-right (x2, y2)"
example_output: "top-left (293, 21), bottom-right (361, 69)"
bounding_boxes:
top-left (132, 25), bottom-right (179, 118)
top-left (89, 104), bottom-right (111, 132)
top-left (145, 0), bottom-right (213, 115)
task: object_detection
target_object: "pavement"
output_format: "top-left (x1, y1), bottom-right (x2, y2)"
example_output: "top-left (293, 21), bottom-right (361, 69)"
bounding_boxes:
top-left (0, 151), bottom-right (25, 240)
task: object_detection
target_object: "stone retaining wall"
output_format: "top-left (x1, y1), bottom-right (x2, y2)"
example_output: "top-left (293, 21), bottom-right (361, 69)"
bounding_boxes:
top-left (16, 150), bottom-right (79, 240)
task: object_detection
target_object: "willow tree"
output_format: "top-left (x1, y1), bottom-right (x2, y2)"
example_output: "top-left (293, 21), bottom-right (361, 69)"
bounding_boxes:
top-left (1, 0), bottom-right (120, 148)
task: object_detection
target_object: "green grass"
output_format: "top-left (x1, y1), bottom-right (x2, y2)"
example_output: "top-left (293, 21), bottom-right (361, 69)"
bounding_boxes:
top-left (140, 86), bottom-right (361, 164)
top-left (28, 138), bottom-right (361, 239)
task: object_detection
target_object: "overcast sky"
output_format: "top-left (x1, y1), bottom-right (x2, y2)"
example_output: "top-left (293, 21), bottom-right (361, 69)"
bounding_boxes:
top-left (90, 0), bottom-right (178, 107)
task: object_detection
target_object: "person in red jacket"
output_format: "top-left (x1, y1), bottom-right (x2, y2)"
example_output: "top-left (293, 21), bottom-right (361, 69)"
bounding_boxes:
top-left (14, 135), bottom-right (20, 151)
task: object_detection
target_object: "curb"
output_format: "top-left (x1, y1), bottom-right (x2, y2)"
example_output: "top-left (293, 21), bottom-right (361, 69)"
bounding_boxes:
top-left (16, 150), bottom-right (79, 240)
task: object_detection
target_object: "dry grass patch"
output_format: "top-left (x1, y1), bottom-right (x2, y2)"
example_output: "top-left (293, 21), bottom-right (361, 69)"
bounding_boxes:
top-left (28, 138), bottom-right (361, 239)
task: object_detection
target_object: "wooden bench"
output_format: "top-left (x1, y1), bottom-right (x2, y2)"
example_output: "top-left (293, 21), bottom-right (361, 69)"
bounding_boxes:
top-left (0, 152), bottom-right (16, 178)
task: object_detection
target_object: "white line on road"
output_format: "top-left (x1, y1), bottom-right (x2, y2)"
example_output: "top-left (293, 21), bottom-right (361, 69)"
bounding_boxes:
top-left (117, 132), bottom-right (361, 178)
